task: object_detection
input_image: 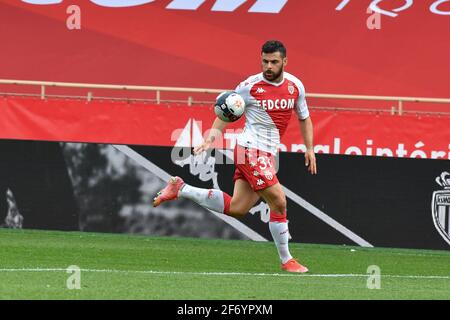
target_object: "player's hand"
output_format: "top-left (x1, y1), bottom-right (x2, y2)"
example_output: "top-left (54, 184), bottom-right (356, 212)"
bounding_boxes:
top-left (305, 149), bottom-right (317, 175)
top-left (193, 140), bottom-right (212, 155)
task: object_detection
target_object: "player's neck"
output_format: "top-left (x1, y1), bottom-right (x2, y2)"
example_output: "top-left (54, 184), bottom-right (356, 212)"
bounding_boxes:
top-left (263, 72), bottom-right (284, 85)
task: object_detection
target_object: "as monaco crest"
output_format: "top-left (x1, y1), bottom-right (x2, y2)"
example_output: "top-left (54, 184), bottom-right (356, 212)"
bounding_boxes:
top-left (288, 83), bottom-right (295, 95)
top-left (432, 172), bottom-right (450, 246)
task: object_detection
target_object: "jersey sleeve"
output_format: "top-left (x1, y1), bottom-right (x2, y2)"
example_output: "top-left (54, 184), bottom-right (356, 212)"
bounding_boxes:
top-left (295, 81), bottom-right (310, 120)
top-left (234, 78), bottom-right (253, 106)
top-left (235, 82), bottom-right (244, 94)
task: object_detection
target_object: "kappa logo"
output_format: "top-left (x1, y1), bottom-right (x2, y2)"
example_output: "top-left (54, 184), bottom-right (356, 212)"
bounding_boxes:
top-left (431, 172), bottom-right (450, 246)
top-left (23, 0), bottom-right (289, 14)
top-left (255, 87), bottom-right (266, 94)
top-left (256, 179), bottom-right (265, 186)
top-left (253, 171), bottom-right (260, 176)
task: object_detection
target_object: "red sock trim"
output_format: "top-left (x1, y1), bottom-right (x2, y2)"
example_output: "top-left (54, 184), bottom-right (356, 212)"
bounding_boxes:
top-left (223, 192), bottom-right (232, 215)
top-left (270, 211), bottom-right (287, 223)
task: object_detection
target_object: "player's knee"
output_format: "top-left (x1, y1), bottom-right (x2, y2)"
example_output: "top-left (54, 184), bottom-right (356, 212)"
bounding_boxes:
top-left (270, 196), bottom-right (287, 214)
top-left (228, 208), bottom-right (247, 218)
top-left (228, 200), bottom-right (248, 218)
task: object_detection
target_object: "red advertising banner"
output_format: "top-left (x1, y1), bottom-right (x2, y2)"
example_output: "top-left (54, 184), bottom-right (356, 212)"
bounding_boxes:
top-left (1, 0), bottom-right (450, 104)
top-left (1, 97), bottom-right (448, 160)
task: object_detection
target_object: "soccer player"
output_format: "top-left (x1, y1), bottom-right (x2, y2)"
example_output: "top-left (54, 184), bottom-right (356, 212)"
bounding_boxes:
top-left (153, 40), bottom-right (317, 273)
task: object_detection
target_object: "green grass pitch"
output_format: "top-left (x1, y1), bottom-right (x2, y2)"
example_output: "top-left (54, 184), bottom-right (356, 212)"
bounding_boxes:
top-left (0, 228), bottom-right (449, 300)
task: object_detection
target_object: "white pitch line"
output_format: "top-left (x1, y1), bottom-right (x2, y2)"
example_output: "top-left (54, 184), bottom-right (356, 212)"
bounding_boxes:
top-left (0, 268), bottom-right (449, 280)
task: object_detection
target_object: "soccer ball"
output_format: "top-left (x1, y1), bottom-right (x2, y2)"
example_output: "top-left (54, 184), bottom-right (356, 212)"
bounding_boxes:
top-left (214, 91), bottom-right (246, 122)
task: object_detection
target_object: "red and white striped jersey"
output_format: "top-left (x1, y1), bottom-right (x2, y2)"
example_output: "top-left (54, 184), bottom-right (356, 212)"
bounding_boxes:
top-left (235, 72), bottom-right (309, 154)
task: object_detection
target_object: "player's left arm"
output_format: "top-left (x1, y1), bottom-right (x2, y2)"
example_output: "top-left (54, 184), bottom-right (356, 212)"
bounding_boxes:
top-left (295, 79), bottom-right (317, 175)
top-left (299, 116), bottom-right (317, 175)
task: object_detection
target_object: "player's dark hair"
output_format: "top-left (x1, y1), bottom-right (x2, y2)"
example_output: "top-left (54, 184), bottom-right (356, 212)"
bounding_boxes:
top-left (261, 40), bottom-right (287, 58)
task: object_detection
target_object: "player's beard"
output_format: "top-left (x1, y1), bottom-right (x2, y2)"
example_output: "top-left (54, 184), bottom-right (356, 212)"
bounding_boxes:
top-left (264, 68), bottom-right (283, 82)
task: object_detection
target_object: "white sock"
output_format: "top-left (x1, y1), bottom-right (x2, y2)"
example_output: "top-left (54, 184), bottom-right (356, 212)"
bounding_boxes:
top-left (179, 184), bottom-right (226, 214)
top-left (269, 221), bottom-right (293, 264)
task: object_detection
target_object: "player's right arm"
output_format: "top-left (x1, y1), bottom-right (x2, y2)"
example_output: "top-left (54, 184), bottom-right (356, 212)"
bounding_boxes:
top-left (194, 77), bottom-right (252, 155)
top-left (193, 117), bottom-right (229, 155)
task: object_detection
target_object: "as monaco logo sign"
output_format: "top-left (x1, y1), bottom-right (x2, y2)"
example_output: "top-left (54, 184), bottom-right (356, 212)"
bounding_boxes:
top-left (431, 172), bottom-right (450, 246)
